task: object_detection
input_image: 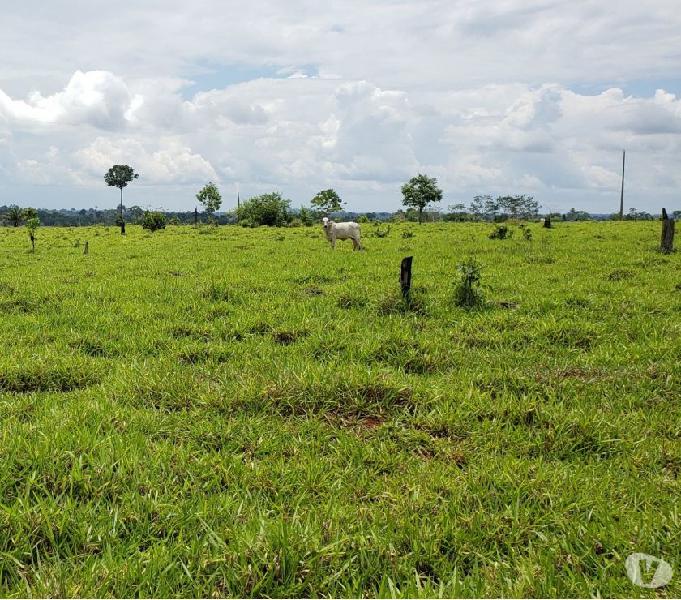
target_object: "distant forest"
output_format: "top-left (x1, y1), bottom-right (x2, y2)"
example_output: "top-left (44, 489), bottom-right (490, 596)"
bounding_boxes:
top-left (0, 204), bottom-right (671, 227)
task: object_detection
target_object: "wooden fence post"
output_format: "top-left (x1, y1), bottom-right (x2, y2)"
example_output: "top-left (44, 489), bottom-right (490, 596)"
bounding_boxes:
top-left (400, 256), bottom-right (413, 299)
top-left (661, 208), bottom-right (675, 254)
top-left (83, 241), bottom-right (89, 255)
top-left (543, 216), bottom-right (551, 229)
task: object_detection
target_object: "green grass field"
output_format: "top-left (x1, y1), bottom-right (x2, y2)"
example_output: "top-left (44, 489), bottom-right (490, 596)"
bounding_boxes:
top-left (0, 221), bottom-right (679, 597)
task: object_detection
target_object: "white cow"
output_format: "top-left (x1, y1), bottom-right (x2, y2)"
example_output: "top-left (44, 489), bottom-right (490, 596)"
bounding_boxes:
top-left (322, 217), bottom-right (362, 250)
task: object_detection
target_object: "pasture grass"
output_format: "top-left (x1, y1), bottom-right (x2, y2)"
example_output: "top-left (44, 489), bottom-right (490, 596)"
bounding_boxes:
top-left (0, 221), bottom-right (679, 597)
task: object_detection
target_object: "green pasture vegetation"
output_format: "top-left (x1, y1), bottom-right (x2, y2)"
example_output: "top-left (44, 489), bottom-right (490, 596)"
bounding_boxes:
top-left (0, 221), bottom-right (679, 597)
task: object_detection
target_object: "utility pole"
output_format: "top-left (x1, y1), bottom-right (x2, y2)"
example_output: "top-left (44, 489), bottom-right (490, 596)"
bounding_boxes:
top-left (618, 149), bottom-right (625, 220)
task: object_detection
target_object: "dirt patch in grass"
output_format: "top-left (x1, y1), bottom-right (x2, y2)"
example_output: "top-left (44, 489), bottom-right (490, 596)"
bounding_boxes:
top-left (304, 285), bottom-right (324, 296)
top-left (608, 269), bottom-right (634, 281)
top-left (70, 338), bottom-right (117, 358)
top-left (168, 325), bottom-right (212, 341)
top-left (202, 282), bottom-right (241, 303)
top-left (0, 365), bottom-right (100, 393)
top-left (535, 365), bottom-right (610, 384)
top-left (120, 376), bottom-right (213, 412)
top-left (525, 255), bottom-right (556, 264)
top-left (533, 420), bottom-right (624, 461)
top-left (337, 294), bottom-right (368, 309)
top-left (543, 323), bottom-right (600, 350)
top-left (0, 298), bottom-right (39, 313)
top-left (334, 414), bottom-right (386, 432)
top-left (373, 339), bottom-right (446, 375)
top-left (453, 331), bottom-right (503, 350)
top-left (207, 304), bottom-right (231, 319)
top-left (258, 379), bottom-right (415, 418)
top-left (0, 292), bottom-right (54, 314)
top-left (291, 274), bottom-right (336, 286)
top-left (312, 341), bottom-right (347, 361)
top-left (473, 374), bottom-right (554, 401)
top-left (248, 322), bottom-right (274, 335)
top-left (377, 290), bottom-right (427, 316)
top-left (0, 282), bottom-right (17, 295)
top-left (564, 296), bottom-right (591, 309)
top-left (178, 346), bottom-right (231, 365)
top-left (272, 330), bottom-right (308, 345)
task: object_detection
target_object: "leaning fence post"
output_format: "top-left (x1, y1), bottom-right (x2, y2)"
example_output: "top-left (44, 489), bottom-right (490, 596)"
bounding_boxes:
top-left (400, 256), bottom-right (413, 299)
top-left (661, 208), bottom-right (675, 254)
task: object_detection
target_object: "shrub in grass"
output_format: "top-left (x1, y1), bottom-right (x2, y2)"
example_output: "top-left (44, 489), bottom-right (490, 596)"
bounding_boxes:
top-left (489, 224), bottom-right (511, 240)
top-left (373, 224), bottom-right (391, 238)
top-left (141, 211), bottom-right (167, 232)
top-left (453, 258), bottom-right (484, 308)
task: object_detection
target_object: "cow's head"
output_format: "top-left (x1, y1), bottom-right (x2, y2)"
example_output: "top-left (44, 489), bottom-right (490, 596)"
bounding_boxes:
top-left (322, 216), bottom-right (329, 230)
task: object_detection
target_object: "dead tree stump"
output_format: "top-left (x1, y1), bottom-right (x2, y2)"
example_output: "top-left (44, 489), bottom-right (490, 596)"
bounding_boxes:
top-left (400, 256), bottom-right (413, 299)
top-left (661, 208), bottom-right (675, 254)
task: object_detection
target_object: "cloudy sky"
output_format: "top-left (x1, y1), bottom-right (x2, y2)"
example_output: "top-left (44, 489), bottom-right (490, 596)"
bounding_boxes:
top-left (1, 0), bottom-right (680, 213)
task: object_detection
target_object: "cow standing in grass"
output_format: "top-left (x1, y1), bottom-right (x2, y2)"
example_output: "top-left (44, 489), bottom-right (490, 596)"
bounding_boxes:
top-left (322, 217), bottom-right (362, 250)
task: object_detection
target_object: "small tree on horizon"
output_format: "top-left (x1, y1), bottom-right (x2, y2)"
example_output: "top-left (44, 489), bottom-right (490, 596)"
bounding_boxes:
top-left (236, 192), bottom-right (290, 227)
top-left (196, 182), bottom-right (222, 223)
top-left (496, 195), bottom-right (539, 220)
top-left (5, 205), bottom-right (24, 227)
top-left (401, 174), bottom-right (443, 224)
top-left (105, 165), bottom-right (139, 234)
top-left (25, 215), bottom-right (40, 252)
top-left (311, 189), bottom-right (343, 216)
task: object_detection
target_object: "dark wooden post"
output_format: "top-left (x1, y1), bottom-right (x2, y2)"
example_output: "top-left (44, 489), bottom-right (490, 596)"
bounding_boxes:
top-left (194, 207), bottom-right (198, 226)
top-left (120, 220), bottom-right (126, 235)
top-left (83, 241), bottom-right (89, 255)
top-left (543, 216), bottom-right (551, 228)
top-left (400, 256), bottom-right (413, 299)
top-left (661, 208), bottom-right (675, 254)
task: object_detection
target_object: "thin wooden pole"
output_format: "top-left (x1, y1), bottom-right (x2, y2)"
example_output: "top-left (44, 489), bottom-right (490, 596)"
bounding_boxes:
top-left (618, 149), bottom-right (625, 219)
